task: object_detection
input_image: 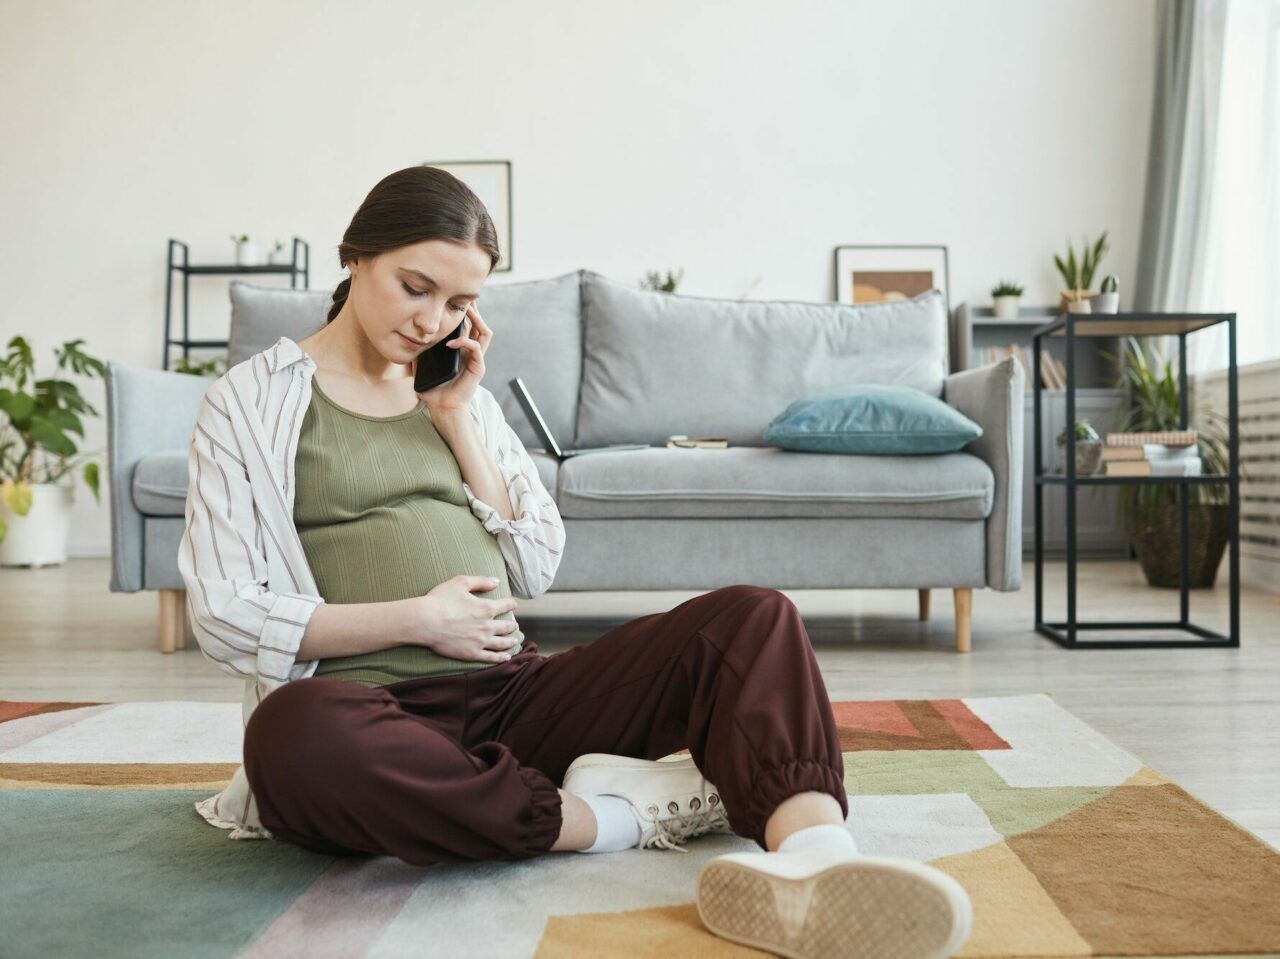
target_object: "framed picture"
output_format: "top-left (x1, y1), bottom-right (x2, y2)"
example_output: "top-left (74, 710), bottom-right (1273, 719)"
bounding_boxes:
top-left (424, 160), bottom-right (513, 272)
top-left (832, 244), bottom-right (949, 313)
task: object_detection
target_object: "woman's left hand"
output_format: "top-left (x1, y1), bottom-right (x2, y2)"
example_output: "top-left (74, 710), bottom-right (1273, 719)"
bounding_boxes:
top-left (414, 302), bottom-right (491, 416)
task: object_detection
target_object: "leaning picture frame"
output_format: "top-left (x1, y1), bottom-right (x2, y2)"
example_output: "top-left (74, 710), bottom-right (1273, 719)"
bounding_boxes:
top-left (832, 244), bottom-right (949, 313)
top-left (424, 159), bottom-right (513, 272)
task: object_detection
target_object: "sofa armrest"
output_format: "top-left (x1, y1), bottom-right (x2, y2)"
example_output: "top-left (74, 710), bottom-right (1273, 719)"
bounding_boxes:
top-left (105, 361), bottom-right (215, 592)
top-left (944, 357), bottom-right (1025, 591)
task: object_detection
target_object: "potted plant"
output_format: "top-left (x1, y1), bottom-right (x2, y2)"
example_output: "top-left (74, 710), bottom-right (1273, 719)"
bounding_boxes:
top-left (640, 268), bottom-right (684, 292)
top-left (0, 336), bottom-right (104, 567)
top-left (1056, 419), bottom-right (1102, 475)
top-left (1112, 337), bottom-right (1231, 588)
top-left (1090, 274), bottom-right (1120, 314)
top-left (990, 279), bottom-right (1024, 320)
top-left (266, 239), bottom-right (288, 265)
top-left (230, 233), bottom-right (259, 266)
top-left (1053, 231), bottom-right (1110, 311)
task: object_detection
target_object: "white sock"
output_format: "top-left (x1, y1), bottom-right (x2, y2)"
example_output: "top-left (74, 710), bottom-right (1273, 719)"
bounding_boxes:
top-left (777, 823), bottom-right (859, 855)
top-left (575, 793), bottom-right (642, 853)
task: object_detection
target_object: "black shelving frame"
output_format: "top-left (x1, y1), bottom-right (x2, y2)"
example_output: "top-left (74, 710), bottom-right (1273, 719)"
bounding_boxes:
top-left (1032, 311), bottom-right (1240, 649)
top-left (163, 236), bottom-right (310, 370)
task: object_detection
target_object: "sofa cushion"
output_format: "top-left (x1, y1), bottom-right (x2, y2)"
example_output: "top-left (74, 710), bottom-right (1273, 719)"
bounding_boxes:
top-left (134, 448), bottom-right (562, 518)
top-left (132, 450), bottom-right (188, 516)
top-left (229, 271), bottom-right (583, 456)
top-left (575, 270), bottom-right (949, 449)
top-left (763, 384), bottom-right (983, 454)
top-left (556, 447), bottom-right (993, 520)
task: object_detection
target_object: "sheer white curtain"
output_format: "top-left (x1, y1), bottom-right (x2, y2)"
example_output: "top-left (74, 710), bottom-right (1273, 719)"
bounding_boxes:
top-left (1136, 0), bottom-right (1280, 373)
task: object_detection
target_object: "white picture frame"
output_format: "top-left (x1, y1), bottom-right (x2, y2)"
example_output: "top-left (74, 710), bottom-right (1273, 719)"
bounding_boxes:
top-left (833, 244), bottom-right (949, 313)
top-left (426, 160), bottom-right (513, 272)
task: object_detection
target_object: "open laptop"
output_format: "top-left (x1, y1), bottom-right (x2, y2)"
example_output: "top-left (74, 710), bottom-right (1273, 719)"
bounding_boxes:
top-left (508, 377), bottom-right (649, 461)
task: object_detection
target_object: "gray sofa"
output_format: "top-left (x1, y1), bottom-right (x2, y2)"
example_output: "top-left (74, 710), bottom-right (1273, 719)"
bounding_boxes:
top-left (106, 269), bottom-right (1023, 653)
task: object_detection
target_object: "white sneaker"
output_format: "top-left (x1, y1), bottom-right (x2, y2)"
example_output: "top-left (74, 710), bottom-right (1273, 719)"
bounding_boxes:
top-left (697, 848), bottom-right (973, 959)
top-left (561, 752), bottom-right (732, 852)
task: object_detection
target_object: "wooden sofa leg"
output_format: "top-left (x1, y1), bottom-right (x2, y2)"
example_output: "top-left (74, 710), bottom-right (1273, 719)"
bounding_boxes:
top-left (918, 588), bottom-right (931, 621)
top-left (953, 588), bottom-right (972, 653)
top-left (158, 589), bottom-right (186, 653)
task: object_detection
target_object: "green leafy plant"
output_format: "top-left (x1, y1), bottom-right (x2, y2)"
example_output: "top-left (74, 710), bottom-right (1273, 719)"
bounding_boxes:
top-left (1056, 419), bottom-right (1100, 446)
top-left (1100, 274), bottom-right (1119, 293)
top-left (1053, 231), bottom-right (1111, 294)
top-left (229, 233), bottom-right (250, 245)
top-left (640, 268), bottom-right (684, 293)
top-left (0, 336), bottom-right (105, 543)
top-left (1109, 337), bottom-right (1230, 518)
top-left (172, 353), bottom-right (228, 377)
top-left (991, 279), bottom-right (1024, 297)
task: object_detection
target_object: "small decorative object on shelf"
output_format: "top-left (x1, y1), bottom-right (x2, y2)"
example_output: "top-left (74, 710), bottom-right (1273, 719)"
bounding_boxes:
top-left (990, 279), bottom-right (1024, 320)
top-left (1056, 419), bottom-right (1101, 475)
top-left (230, 233), bottom-right (259, 266)
top-left (164, 237), bottom-right (310, 371)
top-left (1053, 231), bottom-right (1110, 311)
top-left (1091, 274), bottom-right (1120, 314)
top-left (266, 239), bottom-right (287, 264)
top-left (640, 268), bottom-right (684, 293)
top-left (1031, 309), bottom-right (1240, 648)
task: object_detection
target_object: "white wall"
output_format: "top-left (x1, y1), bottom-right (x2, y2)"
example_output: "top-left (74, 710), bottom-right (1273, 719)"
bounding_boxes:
top-left (0, 0), bottom-right (1157, 559)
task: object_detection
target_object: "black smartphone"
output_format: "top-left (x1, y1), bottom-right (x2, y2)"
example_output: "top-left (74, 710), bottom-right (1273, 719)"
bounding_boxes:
top-left (413, 319), bottom-right (465, 392)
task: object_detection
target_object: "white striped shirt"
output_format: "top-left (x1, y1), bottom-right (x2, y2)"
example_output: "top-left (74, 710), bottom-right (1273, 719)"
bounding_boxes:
top-left (178, 335), bottom-right (566, 839)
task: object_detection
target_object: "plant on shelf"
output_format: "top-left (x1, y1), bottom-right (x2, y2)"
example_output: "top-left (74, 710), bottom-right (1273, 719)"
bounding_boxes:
top-left (1053, 231), bottom-right (1110, 311)
top-left (990, 279), bottom-right (1024, 320)
top-left (640, 268), bottom-right (684, 293)
top-left (1090, 273), bottom-right (1120, 314)
top-left (0, 336), bottom-right (104, 564)
top-left (1055, 419), bottom-right (1102, 475)
top-left (230, 232), bottom-right (260, 266)
top-left (1110, 336), bottom-right (1231, 588)
top-left (172, 353), bottom-right (228, 377)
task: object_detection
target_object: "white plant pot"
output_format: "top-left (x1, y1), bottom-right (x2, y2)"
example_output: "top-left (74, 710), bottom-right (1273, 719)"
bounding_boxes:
top-left (992, 295), bottom-right (1021, 321)
top-left (1089, 291), bottom-right (1120, 314)
top-left (235, 241), bottom-right (260, 266)
top-left (0, 482), bottom-right (74, 567)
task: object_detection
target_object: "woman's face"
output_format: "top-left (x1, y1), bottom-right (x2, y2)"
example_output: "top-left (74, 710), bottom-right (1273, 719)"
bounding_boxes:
top-left (348, 238), bottom-right (491, 361)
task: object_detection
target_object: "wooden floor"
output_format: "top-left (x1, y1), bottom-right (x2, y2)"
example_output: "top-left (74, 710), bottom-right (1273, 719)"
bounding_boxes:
top-left (3, 557), bottom-right (1277, 850)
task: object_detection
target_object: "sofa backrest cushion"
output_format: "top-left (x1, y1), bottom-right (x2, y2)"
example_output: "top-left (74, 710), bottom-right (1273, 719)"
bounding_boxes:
top-left (575, 270), bottom-right (949, 448)
top-left (227, 271), bottom-right (583, 452)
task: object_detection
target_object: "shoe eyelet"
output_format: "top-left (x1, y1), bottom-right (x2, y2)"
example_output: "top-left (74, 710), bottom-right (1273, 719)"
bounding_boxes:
top-left (646, 804), bottom-right (659, 815)
top-left (668, 801), bottom-right (679, 813)
top-left (708, 794), bottom-right (720, 806)
top-left (690, 797), bottom-right (701, 810)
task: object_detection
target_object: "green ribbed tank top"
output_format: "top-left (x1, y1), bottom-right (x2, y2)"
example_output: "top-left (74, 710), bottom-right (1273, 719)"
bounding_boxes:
top-left (293, 376), bottom-right (524, 687)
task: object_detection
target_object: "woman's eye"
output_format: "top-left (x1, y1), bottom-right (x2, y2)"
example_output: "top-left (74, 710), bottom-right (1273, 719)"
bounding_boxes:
top-left (450, 302), bottom-right (467, 312)
top-left (402, 282), bottom-right (425, 297)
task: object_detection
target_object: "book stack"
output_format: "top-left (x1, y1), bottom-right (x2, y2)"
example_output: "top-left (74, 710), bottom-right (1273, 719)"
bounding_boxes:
top-left (664, 435), bottom-right (728, 449)
top-left (1101, 430), bottom-right (1201, 476)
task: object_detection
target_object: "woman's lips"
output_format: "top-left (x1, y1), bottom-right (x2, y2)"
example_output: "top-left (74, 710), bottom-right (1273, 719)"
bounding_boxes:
top-left (398, 331), bottom-right (426, 348)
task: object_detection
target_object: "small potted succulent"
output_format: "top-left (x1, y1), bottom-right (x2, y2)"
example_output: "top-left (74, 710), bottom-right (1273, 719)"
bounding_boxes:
top-left (1056, 419), bottom-right (1102, 475)
top-left (230, 233), bottom-right (260, 266)
top-left (266, 239), bottom-right (288, 265)
top-left (990, 279), bottom-right (1024, 320)
top-left (1053, 231), bottom-right (1110, 312)
top-left (1090, 274), bottom-right (1120, 314)
top-left (640, 268), bottom-right (684, 293)
top-left (0, 336), bottom-right (104, 566)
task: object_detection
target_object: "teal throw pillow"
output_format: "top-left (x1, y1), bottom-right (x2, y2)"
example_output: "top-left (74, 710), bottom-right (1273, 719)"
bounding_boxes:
top-left (762, 385), bottom-right (982, 454)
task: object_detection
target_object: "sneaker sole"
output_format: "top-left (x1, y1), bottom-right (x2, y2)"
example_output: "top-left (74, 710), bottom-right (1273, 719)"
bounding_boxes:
top-left (696, 854), bottom-right (972, 959)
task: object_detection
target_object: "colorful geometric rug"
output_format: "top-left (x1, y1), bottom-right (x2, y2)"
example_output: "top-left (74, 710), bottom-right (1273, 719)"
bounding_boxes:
top-left (2, 693), bottom-right (1278, 958)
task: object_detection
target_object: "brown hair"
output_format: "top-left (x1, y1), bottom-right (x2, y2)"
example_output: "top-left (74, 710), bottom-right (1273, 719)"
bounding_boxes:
top-left (326, 165), bottom-right (501, 324)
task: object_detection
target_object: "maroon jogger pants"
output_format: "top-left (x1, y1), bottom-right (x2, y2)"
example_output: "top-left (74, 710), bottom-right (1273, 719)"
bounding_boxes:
top-left (242, 584), bottom-right (849, 866)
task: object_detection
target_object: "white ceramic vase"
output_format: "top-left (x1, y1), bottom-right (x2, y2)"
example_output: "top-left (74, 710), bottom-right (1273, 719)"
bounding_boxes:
top-left (1089, 292), bottom-right (1120, 314)
top-left (0, 482), bottom-right (74, 567)
top-left (992, 295), bottom-right (1021, 321)
top-left (234, 241), bottom-right (260, 266)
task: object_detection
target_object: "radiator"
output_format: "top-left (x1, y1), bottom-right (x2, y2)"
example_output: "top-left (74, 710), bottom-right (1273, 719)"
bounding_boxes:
top-left (1196, 357), bottom-right (1280, 592)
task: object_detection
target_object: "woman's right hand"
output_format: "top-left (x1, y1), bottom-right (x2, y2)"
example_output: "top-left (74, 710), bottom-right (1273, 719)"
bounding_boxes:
top-left (407, 575), bottom-right (521, 663)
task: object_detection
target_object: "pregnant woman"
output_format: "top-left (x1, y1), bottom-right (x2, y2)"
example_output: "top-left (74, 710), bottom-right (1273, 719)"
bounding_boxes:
top-left (178, 165), bottom-right (971, 959)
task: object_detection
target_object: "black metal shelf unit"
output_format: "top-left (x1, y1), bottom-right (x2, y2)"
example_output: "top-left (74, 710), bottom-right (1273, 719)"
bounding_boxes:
top-left (1031, 311), bottom-right (1240, 649)
top-left (163, 237), bottom-right (310, 370)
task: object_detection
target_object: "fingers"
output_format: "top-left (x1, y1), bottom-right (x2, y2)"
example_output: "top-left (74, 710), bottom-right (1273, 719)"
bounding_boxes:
top-left (490, 597), bottom-right (518, 615)
top-left (462, 575), bottom-right (500, 591)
